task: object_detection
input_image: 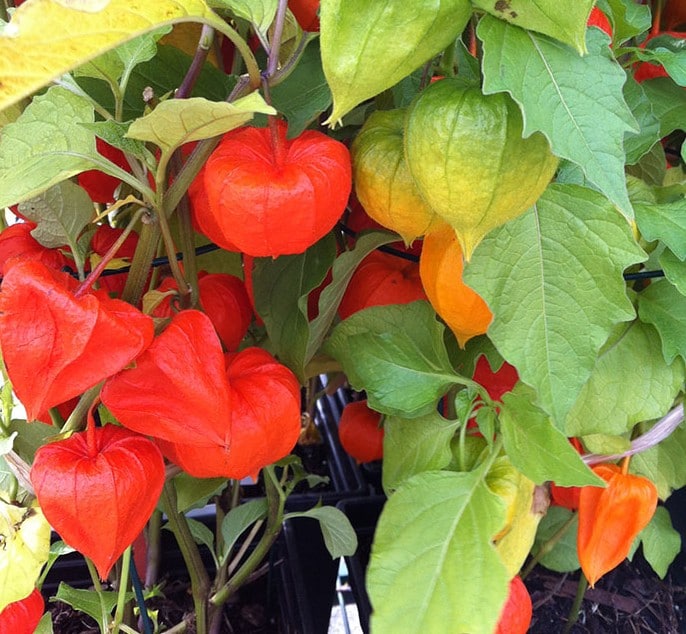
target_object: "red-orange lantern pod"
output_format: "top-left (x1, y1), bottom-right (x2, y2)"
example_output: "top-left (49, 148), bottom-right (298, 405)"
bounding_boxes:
top-left (338, 250), bottom-right (427, 320)
top-left (198, 121), bottom-right (351, 257)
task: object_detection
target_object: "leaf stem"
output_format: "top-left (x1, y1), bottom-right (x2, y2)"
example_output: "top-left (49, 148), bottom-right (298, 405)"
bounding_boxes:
top-left (562, 574), bottom-right (588, 634)
top-left (521, 511), bottom-right (577, 579)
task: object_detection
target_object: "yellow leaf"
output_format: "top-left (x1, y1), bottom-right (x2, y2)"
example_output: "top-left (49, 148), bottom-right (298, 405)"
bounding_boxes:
top-left (0, 500), bottom-right (51, 611)
top-left (0, 0), bottom-right (225, 111)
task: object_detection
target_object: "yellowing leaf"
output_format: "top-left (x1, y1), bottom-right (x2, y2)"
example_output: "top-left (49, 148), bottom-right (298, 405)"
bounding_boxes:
top-left (125, 92), bottom-right (276, 156)
top-left (0, 0), bottom-right (226, 110)
top-left (0, 500), bottom-right (51, 611)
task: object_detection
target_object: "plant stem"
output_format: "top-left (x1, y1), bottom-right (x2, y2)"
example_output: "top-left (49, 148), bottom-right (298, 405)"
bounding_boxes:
top-left (267, 0), bottom-right (290, 78)
top-left (121, 215), bottom-right (160, 306)
top-left (145, 510), bottom-right (162, 588)
top-left (209, 465), bottom-right (285, 609)
top-left (61, 384), bottom-right (103, 433)
top-left (160, 481), bottom-right (211, 634)
top-left (521, 511), bottom-right (577, 579)
top-left (177, 25), bottom-right (215, 99)
top-left (111, 546), bottom-right (132, 634)
top-left (563, 574), bottom-right (588, 634)
top-left (85, 557), bottom-right (111, 634)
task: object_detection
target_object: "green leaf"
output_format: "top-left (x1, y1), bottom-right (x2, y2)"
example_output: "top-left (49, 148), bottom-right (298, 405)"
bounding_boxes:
top-left (623, 76), bottom-right (661, 165)
top-left (18, 180), bottom-right (94, 253)
top-left (659, 248), bottom-right (686, 295)
top-left (125, 91), bottom-right (275, 156)
top-left (7, 419), bottom-right (54, 465)
top-left (465, 184), bottom-right (645, 426)
top-left (632, 416), bottom-right (686, 499)
top-left (626, 141), bottom-right (668, 186)
top-left (221, 499), bottom-right (268, 561)
top-left (639, 506), bottom-right (681, 579)
top-left (470, 0), bottom-right (594, 54)
top-left (253, 234), bottom-right (337, 382)
top-left (565, 321), bottom-right (685, 436)
top-left (34, 613), bottom-right (54, 634)
top-left (641, 78), bottom-right (686, 138)
top-left (74, 26), bottom-right (171, 85)
top-left (479, 19), bottom-right (638, 216)
top-left (499, 385), bottom-right (604, 487)
top-left (599, 0), bottom-right (651, 44)
top-left (172, 473), bottom-right (226, 512)
top-left (80, 120), bottom-right (153, 164)
top-left (270, 39), bottom-right (332, 138)
top-left (581, 433), bottom-right (631, 455)
top-left (638, 279), bottom-right (686, 364)
top-left (0, 87), bottom-right (97, 208)
top-left (320, 0), bottom-right (472, 124)
top-left (165, 518), bottom-right (218, 567)
top-left (367, 471), bottom-right (509, 634)
top-left (54, 583), bottom-right (131, 623)
top-left (215, 0), bottom-right (277, 41)
top-left (324, 301), bottom-right (457, 418)
top-left (635, 197), bottom-right (686, 259)
top-left (382, 411), bottom-right (459, 495)
top-left (284, 506), bottom-right (358, 558)
top-left (306, 230), bottom-right (398, 364)
top-left (532, 506), bottom-right (580, 573)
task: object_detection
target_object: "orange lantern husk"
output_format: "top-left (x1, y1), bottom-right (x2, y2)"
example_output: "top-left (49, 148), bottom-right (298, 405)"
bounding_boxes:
top-left (577, 463), bottom-right (658, 587)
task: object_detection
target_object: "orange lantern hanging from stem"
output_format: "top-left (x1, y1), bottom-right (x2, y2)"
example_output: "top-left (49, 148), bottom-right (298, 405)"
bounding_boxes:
top-left (577, 462), bottom-right (658, 587)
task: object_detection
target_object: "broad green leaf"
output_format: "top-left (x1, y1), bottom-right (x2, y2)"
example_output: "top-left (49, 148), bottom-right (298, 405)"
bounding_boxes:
top-left (626, 141), bottom-right (668, 186)
top-left (320, 0), bottom-right (472, 124)
top-left (306, 230), bottom-right (398, 363)
top-left (54, 583), bottom-right (132, 623)
top-left (0, 0), bottom-right (230, 110)
top-left (382, 411), bottom-right (459, 495)
top-left (18, 180), bottom-right (94, 255)
top-left (479, 19), bottom-right (638, 216)
top-left (284, 506), bottom-right (357, 558)
top-left (532, 505), bottom-right (580, 573)
top-left (641, 78), bottom-right (686, 138)
top-left (173, 473), bottom-right (226, 512)
top-left (635, 197), bottom-right (686, 259)
top-left (0, 87), bottom-right (99, 208)
top-left (324, 301), bottom-right (457, 418)
top-left (660, 248), bottom-right (686, 295)
top-left (214, 0), bottom-right (277, 40)
top-left (581, 433), bottom-right (631, 455)
top-left (254, 234), bottom-right (337, 382)
top-left (368, 471), bottom-right (509, 634)
top-left (8, 419), bottom-right (54, 465)
top-left (632, 416), bottom-right (686, 499)
top-left (126, 92), bottom-right (275, 156)
top-left (465, 184), bottom-right (645, 426)
top-left (221, 498), bottom-right (268, 560)
top-left (499, 385), bottom-right (604, 487)
top-left (470, 0), bottom-right (594, 54)
top-left (74, 26), bottom-right (171, 85)
top-left (0, 502), bottom-right (50, 611)
top-left (270, 39), bottom-right (332, 138)
top-left (598, 0), bottom-right (651, 44)
top-left (566, 321), bottom-right (685, 436)
top-left (623, 76), bottom-right (661, 165)
top-left (639, 506), bottom-right (681, 579)
top-left (638, 279), bottom-right (686, 364)
top-left (0, 102), bottom-right (23, 128)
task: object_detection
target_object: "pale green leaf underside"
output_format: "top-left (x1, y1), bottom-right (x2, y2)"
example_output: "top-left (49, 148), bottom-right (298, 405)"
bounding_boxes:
top-left (465, 184), bottom-right (645, 426)
top-left (285, 506), bottom-right (358, 558)
top-left (368, 471), bottom-right (509, 634)
top-left (638, 279), bottom-right (686, 364)
top-left (632, 421), bottom-right (686, 499)
top-left (479, 18), bottom-right (638, 216)
top-left (565, 320), bottom-right (685, 436)
top-left (500, 385), bottom-right (604, 487)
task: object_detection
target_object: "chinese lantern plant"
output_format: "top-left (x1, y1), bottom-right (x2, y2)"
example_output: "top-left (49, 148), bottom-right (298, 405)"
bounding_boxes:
top-left (0, 0), bottom-right (685, 633)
